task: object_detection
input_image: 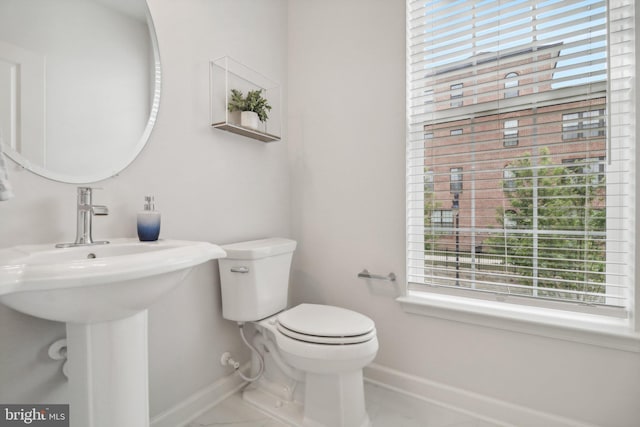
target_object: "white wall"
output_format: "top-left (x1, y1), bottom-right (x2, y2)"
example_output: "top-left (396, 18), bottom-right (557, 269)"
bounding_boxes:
top-left (287, 1), bottom-right (640, 426)
top-left (0, 0), bottom-right (288, 418)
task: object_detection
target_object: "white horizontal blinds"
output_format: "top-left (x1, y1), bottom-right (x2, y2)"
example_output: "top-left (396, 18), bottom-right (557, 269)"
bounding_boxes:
top-left (407, 0), bottom-right (634, 313)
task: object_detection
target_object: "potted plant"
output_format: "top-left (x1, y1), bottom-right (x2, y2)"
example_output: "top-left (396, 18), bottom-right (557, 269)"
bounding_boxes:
top-left (228, 88), bottom-right (272, 131)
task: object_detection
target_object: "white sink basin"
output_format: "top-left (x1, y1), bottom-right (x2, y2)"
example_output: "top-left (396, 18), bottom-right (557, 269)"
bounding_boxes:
top-left (0, 238), bottom-right (226, 322)
top-left (0, 237), bottom-right (226, 427)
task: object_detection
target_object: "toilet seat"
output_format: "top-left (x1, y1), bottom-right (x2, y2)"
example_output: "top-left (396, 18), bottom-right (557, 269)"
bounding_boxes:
top-left (257, 303), bottom-right (379, 374)
top-left (276, 304), bottom-right (376, 345)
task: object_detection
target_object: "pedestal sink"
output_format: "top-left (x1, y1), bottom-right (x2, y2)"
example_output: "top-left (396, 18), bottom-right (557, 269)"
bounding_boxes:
top-left (0, 238), bottom-right (226, 427)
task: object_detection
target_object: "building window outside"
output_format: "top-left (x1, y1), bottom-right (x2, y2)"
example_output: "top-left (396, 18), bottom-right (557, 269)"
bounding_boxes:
top-left (450, 167), bottom-right (463, 194)
top-left (504, 72), bottom-right (519, 98)
top-left (503, 167), bottom-right (516, 191)
top-left (431, 209), bottom-right (453, 229)
top-left (562, 157), bottom-right (605, 185)
top-left (450, 129), bottom-right (463, 136)
top-left (503, 120), bottom-right (518, 147)
top-left (450, 83), bottom-right (463, 107)
top-left (424, 170), bottom-right (434, 192)
top-left (562, 113), bottom-right (580, 139)
top-left (582, 110), bottom-right (606, 138)
top-left (562, 109), bottom-right (605, 140)
top-left (504, 210), bottom-right (518, 228)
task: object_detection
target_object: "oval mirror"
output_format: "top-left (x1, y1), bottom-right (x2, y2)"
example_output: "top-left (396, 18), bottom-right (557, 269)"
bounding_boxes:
top-left (0, 0), bottom-right (161, 183)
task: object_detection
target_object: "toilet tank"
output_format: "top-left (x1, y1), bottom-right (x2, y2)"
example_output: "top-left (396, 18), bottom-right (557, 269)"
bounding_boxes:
top-left (218, 238), bottom-right (297, 322)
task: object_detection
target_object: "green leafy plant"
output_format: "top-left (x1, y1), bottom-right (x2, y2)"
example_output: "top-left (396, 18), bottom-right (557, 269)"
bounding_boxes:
top-left (228, 89), bottom-right (272, 122)
top-left (484, 148), bottom-right (606, 302)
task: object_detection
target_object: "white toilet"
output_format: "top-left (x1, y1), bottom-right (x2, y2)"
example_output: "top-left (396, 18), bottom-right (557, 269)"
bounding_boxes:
top-left (218, 238), bottom-right (378, 427)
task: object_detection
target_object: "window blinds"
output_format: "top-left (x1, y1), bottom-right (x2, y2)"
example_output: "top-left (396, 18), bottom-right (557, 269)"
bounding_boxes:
top-left (407, 0), bottom-right (634, 315)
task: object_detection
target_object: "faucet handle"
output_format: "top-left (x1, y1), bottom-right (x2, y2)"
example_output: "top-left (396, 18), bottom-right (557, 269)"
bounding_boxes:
top-left (77, 186), bottom-right (105, 206)
top-left (77, 186), bottom-right (103, 192)
top-left (92, 206), bottom-right (109, 215)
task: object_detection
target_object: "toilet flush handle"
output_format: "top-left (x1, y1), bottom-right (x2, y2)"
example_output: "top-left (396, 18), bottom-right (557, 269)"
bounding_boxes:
top-left (230, 266), bottom-right (250, 274)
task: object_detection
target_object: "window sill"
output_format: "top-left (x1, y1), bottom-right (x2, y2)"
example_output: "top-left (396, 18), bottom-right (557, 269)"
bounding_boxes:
top-left (397, 291), bottom-right (640, 353)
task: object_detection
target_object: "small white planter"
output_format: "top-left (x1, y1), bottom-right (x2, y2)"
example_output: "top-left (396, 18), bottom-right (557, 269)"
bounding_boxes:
top-left (228, 110), bottom-right (241, 125)
top-left (241, 111), bottom-right (260, 130)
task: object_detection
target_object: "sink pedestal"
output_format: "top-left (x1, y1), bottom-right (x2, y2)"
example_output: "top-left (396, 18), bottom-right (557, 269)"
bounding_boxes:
top-left (66, 311), bottom-right (150, 427)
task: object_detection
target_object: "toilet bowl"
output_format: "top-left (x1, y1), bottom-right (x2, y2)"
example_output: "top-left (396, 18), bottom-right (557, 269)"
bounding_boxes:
top-left (273, 304), bottom-right (378, 374)
top-left (245, 304), bottom-right (377, 427)
top-left (218, 238), bottom-right (378, 427)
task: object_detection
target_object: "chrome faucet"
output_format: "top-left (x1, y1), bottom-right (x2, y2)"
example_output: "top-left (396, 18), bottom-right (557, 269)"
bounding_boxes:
top-left (56, 187), bottom-right (109, 248)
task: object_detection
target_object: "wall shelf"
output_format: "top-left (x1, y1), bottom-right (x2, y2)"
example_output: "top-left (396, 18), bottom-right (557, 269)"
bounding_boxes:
top-left (210, 56), bottom-right (281, 142)
top-left (210, 122), bottom-right (280, 143)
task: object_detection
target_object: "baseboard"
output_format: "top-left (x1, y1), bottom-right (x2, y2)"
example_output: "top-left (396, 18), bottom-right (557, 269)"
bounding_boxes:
top-left (150, 370), bottom-right (246, 427)
top-left (363, 363), bottom-right (597, 427)
top-left (151, 363), bottom-right (596, 427)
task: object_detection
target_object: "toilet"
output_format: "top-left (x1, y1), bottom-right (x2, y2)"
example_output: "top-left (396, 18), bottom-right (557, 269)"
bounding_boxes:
top-left (218, 238), bottom-right (378, 427)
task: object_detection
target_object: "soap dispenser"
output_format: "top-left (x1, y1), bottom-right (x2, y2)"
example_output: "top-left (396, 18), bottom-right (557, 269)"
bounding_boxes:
top-left (137, 195), bottom-right (161, 241)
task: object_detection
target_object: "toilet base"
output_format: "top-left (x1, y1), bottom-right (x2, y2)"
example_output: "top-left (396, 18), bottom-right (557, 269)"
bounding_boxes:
top-left (242, 372), bottom-right (372, 427)
top-left (243, 385), bottom-right (304, 426)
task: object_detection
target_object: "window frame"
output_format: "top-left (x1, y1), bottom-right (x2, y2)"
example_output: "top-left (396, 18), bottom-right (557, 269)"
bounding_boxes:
top-left (403, 0), bottom-right (638, 350)
top-left (450, 82), bottom-right (463, 107)
top-left (562, 157), bottom-right (606, 186)
top-left (431, 209), bottom-right (454, 230)
top-left (504, 72), bottom-right (519, 98)
top-left (449, 167), bottom-right (463, 194)
top-left (562, 109), bottom-right (606, 140)
top-left (503, 167), bottom-right (517, 192)
top-left (503, 119), bottom-right (519, 147)
top-left (424, 169), bottom-right (434, 192)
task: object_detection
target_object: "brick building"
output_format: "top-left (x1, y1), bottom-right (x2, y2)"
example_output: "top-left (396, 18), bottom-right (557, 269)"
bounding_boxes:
top-left (422, 44), bottom-right (606, 253)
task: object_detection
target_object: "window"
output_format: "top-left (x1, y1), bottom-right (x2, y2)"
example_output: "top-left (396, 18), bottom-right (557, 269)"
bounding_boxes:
top-left (561, 113), bottom-right (580, 140)
top-left (424, 170), bottom-right (434, 192)
top-left (503, 120), bottom-right (518, 147)
top-left (504, 72), bottom-right (519, 98)
top-left (407, 0), bottom-right (633, 321)
top-left (562, 110), bottom-right (606, 140)
top-left (504, 210), bottom-right (518, 229)
top-left (431, 209), bottom-right (453, 229)
top-left (502, 167), bottom-right (516, 192)
top-left (450, 83), bottom-right (463, 107)
top-left (562, 157), bottom-right (605, 186)
top-left (449, 167), bottom-right (462, 194)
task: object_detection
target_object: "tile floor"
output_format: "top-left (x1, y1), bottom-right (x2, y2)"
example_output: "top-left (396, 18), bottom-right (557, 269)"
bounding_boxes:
top-left (188, 381), bottom-right (502, 427)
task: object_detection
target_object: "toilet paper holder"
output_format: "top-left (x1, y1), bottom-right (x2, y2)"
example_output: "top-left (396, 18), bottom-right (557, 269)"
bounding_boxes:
top-left (357, 269), bottom-right (396, 282)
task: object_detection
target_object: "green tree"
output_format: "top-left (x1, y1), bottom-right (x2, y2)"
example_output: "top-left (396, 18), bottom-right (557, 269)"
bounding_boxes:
top-left (485, 149), bottom-right (606, 302)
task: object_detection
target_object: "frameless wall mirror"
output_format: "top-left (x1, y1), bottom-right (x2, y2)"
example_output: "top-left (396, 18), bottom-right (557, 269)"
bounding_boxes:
top-left (0, 0), bottom-right (161, 183)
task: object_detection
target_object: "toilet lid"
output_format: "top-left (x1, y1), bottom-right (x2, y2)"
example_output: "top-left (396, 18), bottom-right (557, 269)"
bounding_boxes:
top-left (276, 304), bottom-right (375, 344)
top-left (277, 323), bottom-right (377, 345)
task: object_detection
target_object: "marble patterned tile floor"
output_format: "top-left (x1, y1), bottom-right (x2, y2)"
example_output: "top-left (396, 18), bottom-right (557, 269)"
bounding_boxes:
top-left (188, 382), bottom-right (502, 427)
